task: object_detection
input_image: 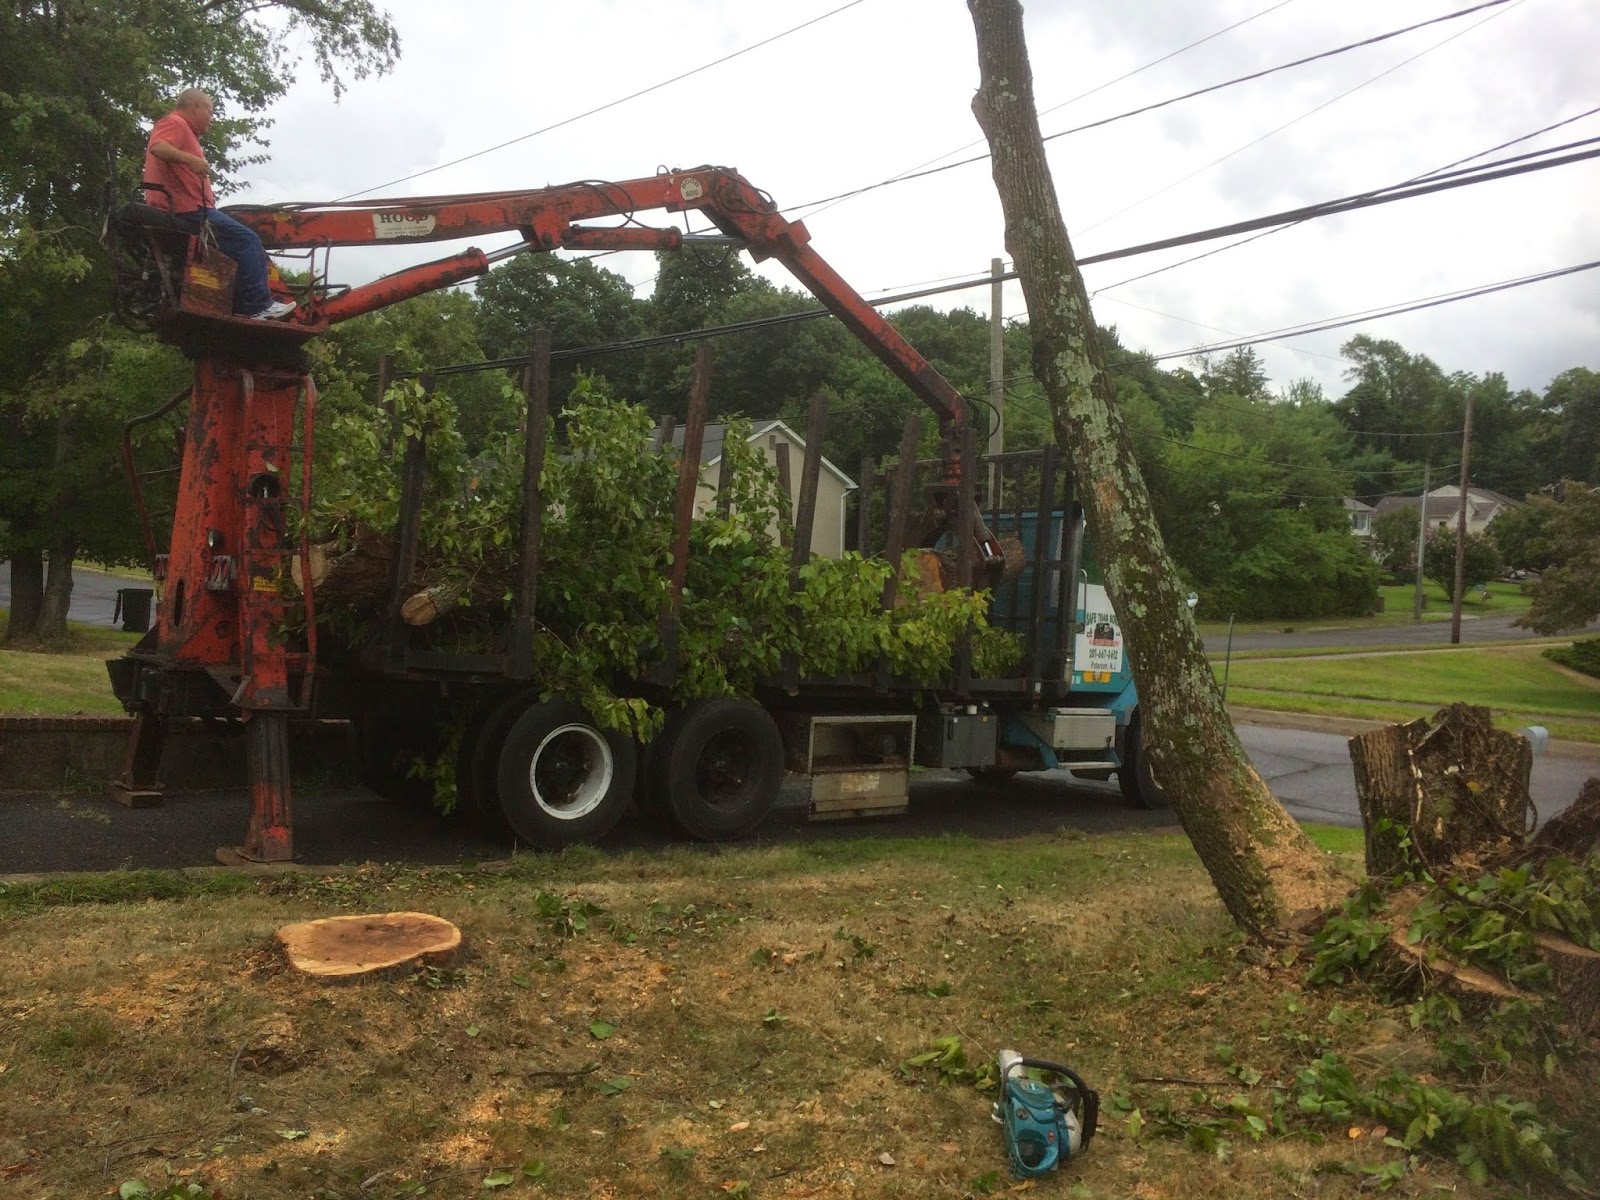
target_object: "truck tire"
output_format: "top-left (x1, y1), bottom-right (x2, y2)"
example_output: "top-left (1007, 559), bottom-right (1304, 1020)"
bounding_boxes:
top-left (459, 691), bottom-right (531, 842)
top-left (649, 698), bottom-right (784, 842)
top-left (1117, 711), bottom-right (1169, 810)
top-left (496, 699), bottom-right (636, 849)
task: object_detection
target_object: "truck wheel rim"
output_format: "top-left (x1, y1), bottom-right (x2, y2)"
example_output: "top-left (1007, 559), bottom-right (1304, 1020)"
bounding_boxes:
top-left (529, 724), bottom-right (613, 821)
top-left (695, 730), bottom-right (755, 811)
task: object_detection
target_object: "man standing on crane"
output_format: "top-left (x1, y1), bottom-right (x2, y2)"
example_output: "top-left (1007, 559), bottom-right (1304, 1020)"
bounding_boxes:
top-left (143, 89), bottom-right (295, 321)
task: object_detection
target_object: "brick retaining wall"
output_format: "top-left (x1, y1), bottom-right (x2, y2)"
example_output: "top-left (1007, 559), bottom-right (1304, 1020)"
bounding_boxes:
top-left (0, 715), bottom-right (359, 793)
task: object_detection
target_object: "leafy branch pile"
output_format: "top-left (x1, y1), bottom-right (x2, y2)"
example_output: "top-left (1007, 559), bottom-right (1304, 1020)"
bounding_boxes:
top-left (307, 375), bottom-right (1020, 737)
top-left (1294, 835), bottom-right (1600, 1190)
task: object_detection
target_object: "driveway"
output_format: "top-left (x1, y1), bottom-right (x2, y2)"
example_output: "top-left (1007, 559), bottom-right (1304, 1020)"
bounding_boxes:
top-left (1, 723), bottom-right (1591, 875)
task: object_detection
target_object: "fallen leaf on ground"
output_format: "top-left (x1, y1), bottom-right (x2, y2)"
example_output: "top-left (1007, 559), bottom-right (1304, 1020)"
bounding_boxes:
top-left (877, 1152), bottom-right (896, 1166)
top-left (729, 1121), bottom-right (750, 1132)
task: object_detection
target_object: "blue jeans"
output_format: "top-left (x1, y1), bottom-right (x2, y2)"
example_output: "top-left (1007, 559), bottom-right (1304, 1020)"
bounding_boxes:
top-left (175, 207), bottom-right (272, 314)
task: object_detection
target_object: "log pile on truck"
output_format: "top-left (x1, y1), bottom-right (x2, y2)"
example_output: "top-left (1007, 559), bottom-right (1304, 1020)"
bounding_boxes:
top-left (300, 369), bottom-right (1021, 804)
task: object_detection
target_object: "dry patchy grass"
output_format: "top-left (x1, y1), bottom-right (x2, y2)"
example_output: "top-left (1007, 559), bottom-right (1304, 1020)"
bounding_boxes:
top-left (0, 834), bottom-right (1562, 1199)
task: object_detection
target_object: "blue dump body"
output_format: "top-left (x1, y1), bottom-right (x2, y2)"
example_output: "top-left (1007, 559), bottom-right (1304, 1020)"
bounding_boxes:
top-left (984, 509), bottom-right (1139, 725)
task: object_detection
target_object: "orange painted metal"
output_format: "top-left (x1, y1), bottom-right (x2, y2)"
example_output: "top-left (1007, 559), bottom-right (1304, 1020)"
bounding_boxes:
top-left (230, 167), bottom-right (966, 437)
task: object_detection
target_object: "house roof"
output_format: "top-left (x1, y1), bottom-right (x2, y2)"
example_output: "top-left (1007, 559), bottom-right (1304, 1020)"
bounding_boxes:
top-left (1341, 497), bottom-right (1375, 513)
top-left (1426, 484), bottom-right (1517, 508)
top-left (667, 419), bottom-right (857, 490)
top-left (1371, 487), bottom-right (1511, 523)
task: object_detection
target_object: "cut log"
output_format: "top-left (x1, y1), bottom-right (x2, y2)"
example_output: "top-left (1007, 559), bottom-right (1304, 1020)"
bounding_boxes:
top-left (1348, 703), bottom-right (1533, 878)
top-left (276, 911), bottom-right (461, 980)
top-left (1537, 932), bottom-right (1600, 1035)
top-left (402, 580), bottom-right (470, 626)
top-left (897, 551), bottom-right (947, 604)
top-left (302, 525), bottom-right (402, 610)
top-left (289, 541), bottom-right (333, 591)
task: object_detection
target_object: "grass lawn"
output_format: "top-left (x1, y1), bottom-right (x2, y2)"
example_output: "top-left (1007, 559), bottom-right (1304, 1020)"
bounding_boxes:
top-left (1224, 644), bottom-right (1600, 742)
top-left (0, 612), bottom-right (138, 716)
top-left (2, 829), bottom-right (1583, 1199)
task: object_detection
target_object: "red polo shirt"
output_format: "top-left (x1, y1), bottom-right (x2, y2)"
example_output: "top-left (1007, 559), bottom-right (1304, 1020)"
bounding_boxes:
top-left (143, 110), bottom-right (215, 213)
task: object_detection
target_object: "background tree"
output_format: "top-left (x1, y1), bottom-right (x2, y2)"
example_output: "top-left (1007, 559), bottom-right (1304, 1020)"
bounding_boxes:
top-left (1491, 494), bottom-right (1559, 572)
top-left (1520, 484), bottom-right (1600, 634)
top-left (475, 254), bottom-right (642, 410)
top-left (1533, 368), bottom-right (1600, 486)
top-left (967, 0), bottom-right (1350, 937)
top-left (1423, 526), bottom-right (1501, 597)
top-left (1197, 346), bottom-right (1270, 403)
top-left (318, 290), bottom-right (509, 450)
top-left (1370, 507), bottom-right (1420, 577)
top-left (0, 0), bottom-right (399, 639)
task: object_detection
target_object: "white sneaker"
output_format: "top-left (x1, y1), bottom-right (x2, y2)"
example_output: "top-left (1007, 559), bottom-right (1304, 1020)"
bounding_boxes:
top-left (250, 299), bottom-right (297, 320)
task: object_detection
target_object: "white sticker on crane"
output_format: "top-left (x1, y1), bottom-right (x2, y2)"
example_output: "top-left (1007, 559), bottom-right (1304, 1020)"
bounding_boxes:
top-left (1074, 582), bottom-right (1125, 674)
top-left (371, 212), bottom-right (437, 240)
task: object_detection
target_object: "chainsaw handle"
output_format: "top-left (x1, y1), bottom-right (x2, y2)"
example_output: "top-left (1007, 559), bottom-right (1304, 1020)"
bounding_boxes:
top-left (1004, 1058), bottom-right (1099, 1146)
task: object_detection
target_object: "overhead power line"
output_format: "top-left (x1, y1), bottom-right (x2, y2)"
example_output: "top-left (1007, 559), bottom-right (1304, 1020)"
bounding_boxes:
top-left (1094, 101), bottom-right (1600, 296)
top-left (1078, 0), bottom-right (1524, 233)
top-left (797, 0), bottom-right (1299, 223)
top-left (786, 0), bottom-right (1516, 218)
top-left (393, 146), bottom-right (1600, 380)
top-left (1147, 258), bottom-right (1600, 363)
top-left (333, 0), bottom-right (869, 202)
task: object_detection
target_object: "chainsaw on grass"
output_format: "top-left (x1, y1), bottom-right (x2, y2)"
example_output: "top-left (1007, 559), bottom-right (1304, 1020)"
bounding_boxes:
top-left (992, 1049), bottom-right (1099, 1178)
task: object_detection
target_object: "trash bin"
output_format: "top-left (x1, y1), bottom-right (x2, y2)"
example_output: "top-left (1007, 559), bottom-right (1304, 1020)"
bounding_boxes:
top-left (114, 587), bottom-right (154, 633)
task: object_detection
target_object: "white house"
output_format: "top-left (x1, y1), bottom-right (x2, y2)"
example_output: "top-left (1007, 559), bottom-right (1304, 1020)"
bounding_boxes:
top-left (1372, 485), bottom-right (1516, 537)
top-left (1342, 497), bottom-right (1375, 538)
top-left (666, 420), bottom-right (857, 558)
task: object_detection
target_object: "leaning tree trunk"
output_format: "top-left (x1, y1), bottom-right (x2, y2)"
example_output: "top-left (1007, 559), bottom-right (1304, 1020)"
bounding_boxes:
top-left (4, 548), bottom-right (45, 642)
top-left (967, 0), bottom-right (1350, 937)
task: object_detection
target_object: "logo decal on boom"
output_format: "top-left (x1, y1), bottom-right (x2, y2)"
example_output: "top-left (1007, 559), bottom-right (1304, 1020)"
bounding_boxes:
top-left (371, 212), bottom-right (438, 240)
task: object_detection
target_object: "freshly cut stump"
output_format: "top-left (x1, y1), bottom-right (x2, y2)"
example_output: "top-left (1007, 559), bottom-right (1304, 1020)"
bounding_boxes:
top-left (276, 911), bottom-right (461, 980)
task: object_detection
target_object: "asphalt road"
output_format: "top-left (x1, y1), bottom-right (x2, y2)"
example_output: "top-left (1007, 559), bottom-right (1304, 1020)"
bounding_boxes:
top-left (1, 725), bottom-right (1590, 875)
top-left (1205, 610), bottom-right (1600, 653)
top-left (0, 561), bottom-right (149, 629)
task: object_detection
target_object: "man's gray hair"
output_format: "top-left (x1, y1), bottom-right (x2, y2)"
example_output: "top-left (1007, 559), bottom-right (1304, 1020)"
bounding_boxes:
top-left (175, 88), bottom-right (213, 112)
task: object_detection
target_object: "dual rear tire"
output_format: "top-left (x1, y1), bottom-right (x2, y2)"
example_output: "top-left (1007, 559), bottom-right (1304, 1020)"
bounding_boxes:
top-left (452, 694), bottom-right (785, 848)
top-left (638, 698), bottom-right (785, 842)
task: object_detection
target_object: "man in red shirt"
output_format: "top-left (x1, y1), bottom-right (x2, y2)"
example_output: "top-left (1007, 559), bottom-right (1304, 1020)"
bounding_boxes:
top-left (143, 89), bottom-right (295, 320)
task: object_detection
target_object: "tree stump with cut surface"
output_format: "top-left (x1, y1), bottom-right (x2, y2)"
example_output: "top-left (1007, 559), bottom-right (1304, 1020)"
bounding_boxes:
top-left (1348, 703), bottom-right (1533, 878)
top-left (276, 911), bottom-right (461, 980)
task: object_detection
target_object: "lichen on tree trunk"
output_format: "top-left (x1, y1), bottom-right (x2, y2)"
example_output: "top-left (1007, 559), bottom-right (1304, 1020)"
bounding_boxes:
top-left (966, 0), bottom-right (1351, 937)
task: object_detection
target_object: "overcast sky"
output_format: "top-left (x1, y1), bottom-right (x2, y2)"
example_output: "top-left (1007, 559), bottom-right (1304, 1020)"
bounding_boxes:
top-left (233, 0), bottom-right (1599, 401)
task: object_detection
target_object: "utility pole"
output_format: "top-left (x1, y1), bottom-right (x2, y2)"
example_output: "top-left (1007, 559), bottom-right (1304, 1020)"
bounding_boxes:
top-left (1413, 462), bottom-right (1430, 621)
top-left (1449, 388), bottom-right (1477, 644)
top-left (987, 256), bottom-right (1005, 507)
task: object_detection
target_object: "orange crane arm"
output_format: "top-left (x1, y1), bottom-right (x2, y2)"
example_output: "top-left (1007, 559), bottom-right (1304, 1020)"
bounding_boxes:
top-left (225, 166), bottom-right (967, 433)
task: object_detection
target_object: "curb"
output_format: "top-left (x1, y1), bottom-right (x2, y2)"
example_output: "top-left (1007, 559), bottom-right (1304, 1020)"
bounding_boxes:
top-left (1226, 705), bottom-right (1600, 763)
